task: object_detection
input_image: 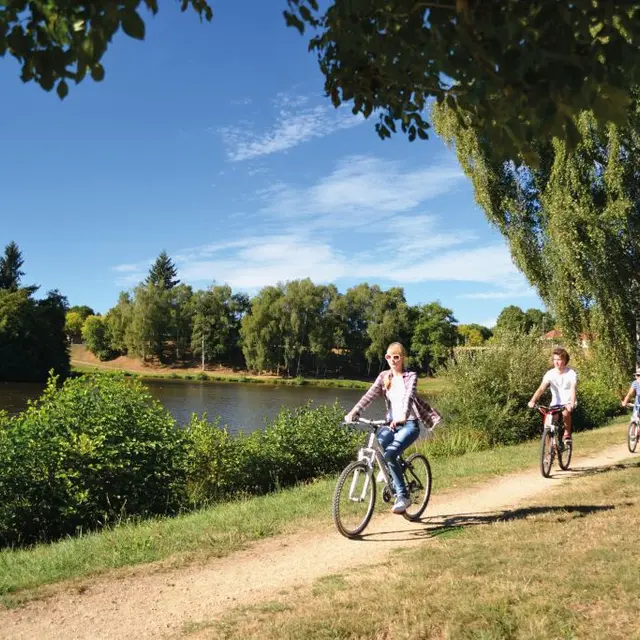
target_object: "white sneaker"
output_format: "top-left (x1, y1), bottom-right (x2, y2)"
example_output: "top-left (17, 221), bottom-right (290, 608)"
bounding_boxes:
top-left (392, 496), bottom-right (410, 514)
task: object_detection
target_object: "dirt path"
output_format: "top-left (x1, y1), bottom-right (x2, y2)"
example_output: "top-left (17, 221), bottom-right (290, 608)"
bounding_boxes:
top-left (1, 442), bottom-right (635, 640)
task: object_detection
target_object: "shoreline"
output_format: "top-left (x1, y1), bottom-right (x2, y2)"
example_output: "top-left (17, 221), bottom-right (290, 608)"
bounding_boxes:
top-left (70, 353), bottom-right (446, 395)
top-left (70, 362), bottom-right (373, 390)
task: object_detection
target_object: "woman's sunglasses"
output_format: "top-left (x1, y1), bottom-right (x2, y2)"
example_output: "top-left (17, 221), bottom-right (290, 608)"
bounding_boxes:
top-left (385, 354), bottom-right (402, 362)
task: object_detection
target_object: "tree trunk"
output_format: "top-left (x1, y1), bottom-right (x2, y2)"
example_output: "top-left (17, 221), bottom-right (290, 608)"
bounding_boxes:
top-left (296, 348), bottom-right (303, 377)
top-left (201, 334), bottom-right (205, 371)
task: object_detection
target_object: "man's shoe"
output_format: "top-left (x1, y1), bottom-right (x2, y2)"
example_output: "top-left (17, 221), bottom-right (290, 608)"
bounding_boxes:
top-left (392, 496), bottom-right (410, 514)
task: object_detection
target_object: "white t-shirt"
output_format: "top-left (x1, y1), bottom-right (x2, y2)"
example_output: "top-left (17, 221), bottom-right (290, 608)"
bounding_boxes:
top-left (387, 375), bottom-right (417, 422)
top-left (542, 367), bottom-right (577, 406)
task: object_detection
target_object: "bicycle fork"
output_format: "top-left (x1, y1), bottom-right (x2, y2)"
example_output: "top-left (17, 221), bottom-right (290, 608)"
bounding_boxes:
top-left (348, 435), bottom-right (389, 502)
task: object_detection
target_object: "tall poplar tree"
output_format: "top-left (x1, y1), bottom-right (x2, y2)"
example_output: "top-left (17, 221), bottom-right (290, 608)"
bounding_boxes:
top-left (434, 98), bottom-right (640, 368)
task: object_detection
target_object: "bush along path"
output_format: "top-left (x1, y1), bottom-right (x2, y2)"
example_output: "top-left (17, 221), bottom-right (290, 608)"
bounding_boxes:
top-left (0, 434), bottom-right (636, 640)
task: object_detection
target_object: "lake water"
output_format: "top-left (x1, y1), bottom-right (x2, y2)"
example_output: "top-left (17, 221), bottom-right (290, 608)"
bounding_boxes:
top-left (0, 379), bottom-right (386, 435)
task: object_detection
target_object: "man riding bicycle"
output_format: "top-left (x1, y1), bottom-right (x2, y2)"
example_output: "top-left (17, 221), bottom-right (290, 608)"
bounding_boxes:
top-left (528, 347), bottom-right (577, 444)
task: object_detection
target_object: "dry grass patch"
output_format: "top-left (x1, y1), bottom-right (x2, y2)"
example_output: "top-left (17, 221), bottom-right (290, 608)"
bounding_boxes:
top-left (194, 459), bottom-right (640, 640)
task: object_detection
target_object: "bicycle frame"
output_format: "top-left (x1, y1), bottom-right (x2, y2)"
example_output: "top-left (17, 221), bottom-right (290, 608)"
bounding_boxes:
top-left (539, 405), bottom-right (564, 432)
top-left (347, 420), bottom-right (392, 502)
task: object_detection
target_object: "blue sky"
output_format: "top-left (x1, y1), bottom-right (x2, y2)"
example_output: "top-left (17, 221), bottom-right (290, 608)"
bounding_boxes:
top-left (0, 0), bottom-right (543, 327)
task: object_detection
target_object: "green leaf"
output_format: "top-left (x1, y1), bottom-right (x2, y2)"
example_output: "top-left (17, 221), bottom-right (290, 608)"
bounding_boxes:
top-left (283, 11), bottom-right (305, 35)
top-left (121, 11), bottom-right (146, 40)
top-left (91, 63), bottom-right (105, 82)
top-left (56, 79), bottom-right (68, 99)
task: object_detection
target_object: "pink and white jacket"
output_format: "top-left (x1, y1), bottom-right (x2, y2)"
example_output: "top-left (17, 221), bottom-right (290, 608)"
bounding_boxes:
top-left (352, 370), bottom-right (442, 429)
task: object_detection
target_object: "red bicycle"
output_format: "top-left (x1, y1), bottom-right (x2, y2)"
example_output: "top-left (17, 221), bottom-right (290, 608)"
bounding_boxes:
top-left (536, 404), bottom-right (572, 478)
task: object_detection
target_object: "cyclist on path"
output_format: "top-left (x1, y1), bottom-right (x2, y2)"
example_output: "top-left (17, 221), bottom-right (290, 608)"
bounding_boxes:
top-left (621, 368), bottom-right (640, 413)
top-left (344, 342), bottom-right (441, 515)
top-left (528, 347), bottom-right (577, 444)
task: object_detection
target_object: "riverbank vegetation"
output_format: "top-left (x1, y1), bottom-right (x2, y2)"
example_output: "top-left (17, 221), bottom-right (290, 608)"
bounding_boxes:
top-left (0, 373), bottom-right (360, 547)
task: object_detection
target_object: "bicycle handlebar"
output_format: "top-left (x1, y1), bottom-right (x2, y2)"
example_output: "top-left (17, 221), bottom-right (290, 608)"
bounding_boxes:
top-left (533, 403), bottom-right (565, 414)
top-left (342, 416), bottom-right (389, 428)
top-left (343, 417), bottom-right (388, 426)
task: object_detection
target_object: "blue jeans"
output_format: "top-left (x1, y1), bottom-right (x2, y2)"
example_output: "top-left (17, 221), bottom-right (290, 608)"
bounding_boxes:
top-left (377, 420), bottom-right (420, 499)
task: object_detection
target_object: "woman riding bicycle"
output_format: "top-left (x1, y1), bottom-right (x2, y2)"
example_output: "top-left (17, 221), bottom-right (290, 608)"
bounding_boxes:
top-left (344, 342), bottom-right (441, 515)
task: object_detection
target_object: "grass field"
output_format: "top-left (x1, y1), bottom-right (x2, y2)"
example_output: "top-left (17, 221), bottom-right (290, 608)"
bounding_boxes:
top-left (203, 459), bottom-right (640, 639)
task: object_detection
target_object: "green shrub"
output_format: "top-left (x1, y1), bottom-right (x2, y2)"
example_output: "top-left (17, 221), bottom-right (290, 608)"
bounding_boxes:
top-left (436, 332), bottom-right (623, 447)
top-left (424, 426), bottom-right (489, 458)
top-left (570, 351), bottom-right (624, 429)
top-left (0, 374), bottom-right (186, 545)
top-left (183, 416), bottom-right (244, 506)
top-left (436, 332), bottom-right (549, 446)
top-left (182, 403), bottom-right (360, 504)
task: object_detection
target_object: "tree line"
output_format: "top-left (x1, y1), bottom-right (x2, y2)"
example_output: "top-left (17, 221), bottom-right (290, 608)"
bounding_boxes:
top-left (0, 242), bottom-right (69, 382)
top-left (78, 251), bottom-right (554, 378)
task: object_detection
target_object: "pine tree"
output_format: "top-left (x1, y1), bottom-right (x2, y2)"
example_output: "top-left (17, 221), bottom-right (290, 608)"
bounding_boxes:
top-left (0, 241), bottom-right (25, 291)
top-left (145, 251), bottom-right (180, 289)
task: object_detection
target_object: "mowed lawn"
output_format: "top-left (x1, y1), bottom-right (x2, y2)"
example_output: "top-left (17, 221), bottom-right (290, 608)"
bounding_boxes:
top-left (199, 457), bottom-right (640, 640)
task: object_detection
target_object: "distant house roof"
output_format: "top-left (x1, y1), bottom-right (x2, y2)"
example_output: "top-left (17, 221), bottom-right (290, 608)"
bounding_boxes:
top-left (542, 328), bottom-right (590, 345)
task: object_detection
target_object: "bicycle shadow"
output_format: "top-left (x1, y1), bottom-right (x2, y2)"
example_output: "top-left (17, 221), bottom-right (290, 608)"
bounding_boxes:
top-left (558, 459), bottom-right (640, 478)
top-left (415, 503), bottom-right (615, 540)
top-left (356, 503), bottom-right (615, 543)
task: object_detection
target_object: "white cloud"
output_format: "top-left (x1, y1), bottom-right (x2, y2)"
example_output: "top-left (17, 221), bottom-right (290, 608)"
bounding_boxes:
top-left (378, 215), bottom-right (476, 254)
top-left (175, 235), bottom-right (347, 289)
top-left (260, 155), bottom-right (466, 229)
top-left (127, 233), bottom-right (527, 296)
top-left (219, 93), bottom-right (364, 162)
top-left (110, 154), bottom-right (529, 300)
top-left (480, 317), bottom-right (497, 329)
top-left (351, 244), bottom-right (525, 287)
top-left (112, 263), bottom-right (141, 273)
top-left (462, 288), bottom-right (536, 300)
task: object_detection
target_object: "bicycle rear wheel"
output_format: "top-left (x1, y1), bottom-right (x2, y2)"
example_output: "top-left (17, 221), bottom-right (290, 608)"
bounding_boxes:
top-left (332, 461), bottom-right (376, 538)
top-left (558, 435), bottom-right (572, 470)
top-left (402, 453), bottom-right (432, 521)
top-left (628, 421), bottom-right (639, 453)
top-left (540, 428), bottom-right (554, 478)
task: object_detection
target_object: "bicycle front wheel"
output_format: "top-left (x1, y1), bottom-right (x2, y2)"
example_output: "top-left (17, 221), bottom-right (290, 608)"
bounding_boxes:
top-left (332, 461), bottom-right (376, 538)
top-left (628, 421), bottom-right (639, 453)
top-left (403, 453), bottom-right (432, 521)
top-left (558, 435), bottom-right (572, 470)
top-left (540, 429), bottom-right (554, 478)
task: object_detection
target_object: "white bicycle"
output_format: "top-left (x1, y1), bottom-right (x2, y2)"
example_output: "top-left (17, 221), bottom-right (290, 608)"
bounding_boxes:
top-left (332, 418), bottom-right (432, 538)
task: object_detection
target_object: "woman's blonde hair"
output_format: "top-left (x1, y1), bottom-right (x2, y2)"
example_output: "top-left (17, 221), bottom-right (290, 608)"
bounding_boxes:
top-left (384, 342), bottom-right (407, 390)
